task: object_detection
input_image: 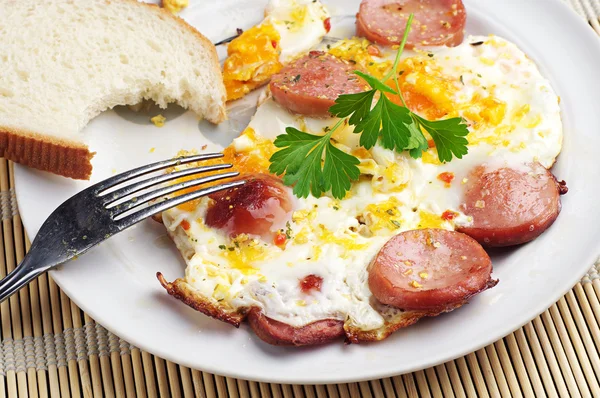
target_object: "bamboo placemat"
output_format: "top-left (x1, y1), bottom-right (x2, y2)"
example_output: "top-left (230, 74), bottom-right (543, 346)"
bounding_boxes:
top-left (2, 1), bottom-right (600, 396)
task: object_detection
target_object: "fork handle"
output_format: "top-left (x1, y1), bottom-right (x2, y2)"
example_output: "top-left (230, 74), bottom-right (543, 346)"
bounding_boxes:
top-left (0, 253), bottom-right (49, 303)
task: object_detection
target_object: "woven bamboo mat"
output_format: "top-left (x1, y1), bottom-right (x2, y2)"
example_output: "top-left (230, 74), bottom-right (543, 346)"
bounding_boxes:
top-left (3, 1), bottom-right (600, 396)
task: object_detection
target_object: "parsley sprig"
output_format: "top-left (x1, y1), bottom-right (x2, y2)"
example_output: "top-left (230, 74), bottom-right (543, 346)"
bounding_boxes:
top-left (269, 14), bottom-right (469, 199)
top-left (268, 119), bottom-right (360, 199)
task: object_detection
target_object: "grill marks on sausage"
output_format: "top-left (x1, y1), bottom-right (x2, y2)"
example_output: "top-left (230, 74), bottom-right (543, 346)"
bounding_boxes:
top-left (368, 229), bottom-right (497, 312)
top-left (457, 163), bottom-right (563, 247)
top-left (356, 0), bottom-right (467, 48)
top-left (269, 51), bottom-right (367, 117)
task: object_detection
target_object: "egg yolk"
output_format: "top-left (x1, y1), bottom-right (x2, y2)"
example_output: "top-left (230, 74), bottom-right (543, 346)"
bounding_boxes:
top-left (317, 225), bottom-right (368, 256)
top-left (364, 197), bottom-right (404, 232)
top-left (162, 0), bottom-right (188, 14)
top-left (223, 23), bottom-right (282, 101)
top-left (385, 57), bottom-right (457, 121)
top-left (219, 237), bottom-right (267, 275)
top-left (172, 128), bottom-right (277, 211)
top-left (417, 210), bottom-right (446, 229)
top-left (328, 38), bottom-right (392, 80)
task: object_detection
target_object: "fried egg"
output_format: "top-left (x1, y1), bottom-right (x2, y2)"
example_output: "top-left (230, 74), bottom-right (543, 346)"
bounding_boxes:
top-left (161, 35), bottom-right (562, 334)
top-left (222, 0), bottom-right (330, 101)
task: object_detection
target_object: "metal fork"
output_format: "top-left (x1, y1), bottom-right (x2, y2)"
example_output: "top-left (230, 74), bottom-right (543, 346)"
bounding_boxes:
top-left (0, 153), bottom-right (244, 303)
top-left (214, 33), bottom-right (342, 46)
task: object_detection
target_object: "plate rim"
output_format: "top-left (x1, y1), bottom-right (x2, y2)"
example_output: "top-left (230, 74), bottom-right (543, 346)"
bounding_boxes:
top-left (14, 0), bottom-right (600, 384)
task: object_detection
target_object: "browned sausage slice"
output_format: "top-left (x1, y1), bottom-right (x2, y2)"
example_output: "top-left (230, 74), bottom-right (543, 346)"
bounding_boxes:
top-left (368, 229), bottom-right (496, 312)
top-left (269, 51), bottom-right (366, 118)
top-left (205, 174), bottom-right (292, 240)
top-left (356, 0), bottom-right (467, 48)
top-left (457, 163), bottom-right (564, 247)
top-left (247, 308), bottom-right (345, 346)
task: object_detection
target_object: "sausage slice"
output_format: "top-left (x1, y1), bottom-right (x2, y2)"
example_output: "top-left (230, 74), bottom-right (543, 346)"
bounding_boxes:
top-left (205, 174), bottom-right (292, 240)
top-left (269, 51), bottom-right (366, 118)
top-left (368, 229), bottom-right (496, 312)
top-left (247, 308), bottom-right (345, 346)
top-left (356, 0), bottom-right (467, 48)
top-left (457, 163), bottom-right (564, 247)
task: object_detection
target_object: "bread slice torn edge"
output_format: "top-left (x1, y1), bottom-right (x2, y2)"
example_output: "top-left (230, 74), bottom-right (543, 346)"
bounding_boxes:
top-left (2, 0), bottom-right (226, 180)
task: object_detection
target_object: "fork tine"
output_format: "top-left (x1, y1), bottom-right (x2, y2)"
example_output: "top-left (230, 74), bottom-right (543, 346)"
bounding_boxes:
top-left (322, 35), bottom-right (343, 44)
top-left (116, 179), bottom-right (246, 227)
top-left (214, 34), bottom-right (342, 47)
top-left (103, 163), bottom-right (233, 206)
top-left (214, 34), bottom-right (239, 46)
top-left (93, 153), bottom-right (223, 194)
top-left (110, 171), bottom-right (239, 217)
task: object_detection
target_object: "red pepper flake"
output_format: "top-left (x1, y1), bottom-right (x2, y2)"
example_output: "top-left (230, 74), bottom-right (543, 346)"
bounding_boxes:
top-left (367, 44), bottom-right (381, 56)
top-left (427, 139), bottom-right (436, 148)
top-left (323, 18), bottom-right (331, 33)
top-left (274, 232), bottom-right (287, 247)
top-left (437, 172), bottom-right (455, 186)
top-left (271, 40), bottom-right (277, 49)
top-left (441, 210), bottom-right (459, 221)
top-left (180, 219), bottom-right (191, 231)
top-left (299, 274), bottom-right (323, 293)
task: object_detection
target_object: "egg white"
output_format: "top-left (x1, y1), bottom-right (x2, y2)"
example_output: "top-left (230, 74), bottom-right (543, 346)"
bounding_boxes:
top-left (264, 0), bottom-right (330, 63)
top-left (163, 35), bottom-right (563, 331)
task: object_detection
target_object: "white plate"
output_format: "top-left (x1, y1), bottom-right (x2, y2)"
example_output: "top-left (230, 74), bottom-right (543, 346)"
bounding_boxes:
top-left (14, 0), bottom-right (600, 384)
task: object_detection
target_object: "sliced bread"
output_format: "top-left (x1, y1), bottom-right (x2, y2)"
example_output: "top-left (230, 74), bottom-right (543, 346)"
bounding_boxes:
top-left (0, 0), bottom-right (226, 180)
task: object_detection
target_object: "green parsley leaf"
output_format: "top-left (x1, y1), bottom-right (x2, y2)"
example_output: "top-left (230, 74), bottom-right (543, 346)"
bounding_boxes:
top-left (353, 71), bottom-right (396, 94)
top-left (405, 121), bottom-right (429, 158)
top-left (414, 115), bottom-right (469, 162)
top-left (375, 95), bottom-right (413, 151)
top-left (268, 127), bottom-right (320, 176)
top-left (339, 92), bottom-right (414, 151)
top-left (322, 142), bottom-right (360, 199)
top-left (329, 90), bottom-right (375, 125)
top-left (281, 137), bottom-right (327, 198)
top-left (268, 126), bottom-right (359, 199)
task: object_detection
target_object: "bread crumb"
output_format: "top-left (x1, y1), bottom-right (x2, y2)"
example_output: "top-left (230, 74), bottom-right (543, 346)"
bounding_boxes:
top-left (201, 144), bottom-right (208, 150)
top-left (162, 0), bottom-right (188, 14)
top-left (149, 147), bottom-right (156, 153)
top-left (150, 114), bottom-right (166, 127)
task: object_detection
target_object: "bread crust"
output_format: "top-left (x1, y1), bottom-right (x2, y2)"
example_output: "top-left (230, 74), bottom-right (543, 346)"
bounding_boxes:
top-left (2, 0), bottom-right (226, 180)
top-left (0, 126), bottom-right (94, 180)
